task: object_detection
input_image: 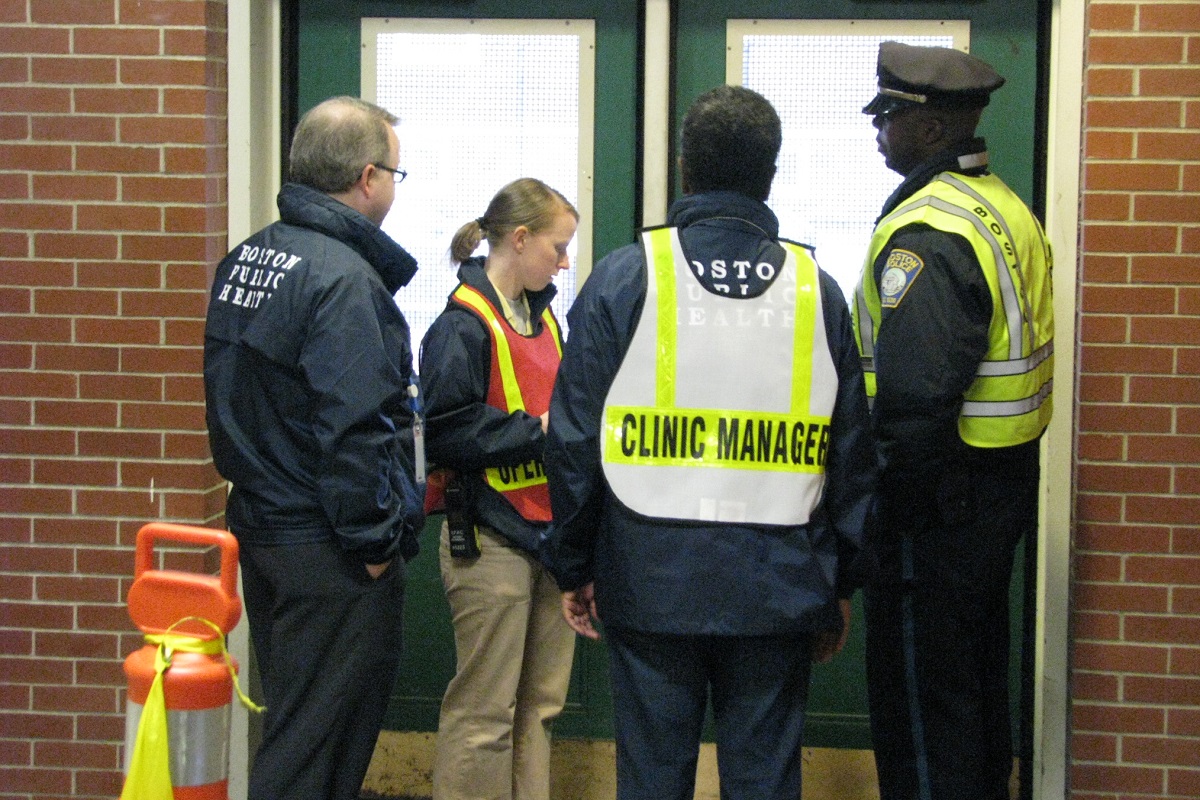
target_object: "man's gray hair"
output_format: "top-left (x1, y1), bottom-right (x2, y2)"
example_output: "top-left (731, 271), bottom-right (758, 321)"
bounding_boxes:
top-left (288, 96), bottom-right (399, 193)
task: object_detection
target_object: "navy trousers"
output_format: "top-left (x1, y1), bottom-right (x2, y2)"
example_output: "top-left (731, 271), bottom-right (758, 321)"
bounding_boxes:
top-left (605, 625), bottom-right (814, 800)
top-left (240, 539), bottom-right (406, 800)
top-left (865, 454), bottom-right (1038, 800)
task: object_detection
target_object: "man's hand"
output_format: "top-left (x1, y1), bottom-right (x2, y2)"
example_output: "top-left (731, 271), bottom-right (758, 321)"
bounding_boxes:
top-left (562, 582), bottom-right (601, 640)
top-left (365, 560), bottom-right (391, 579)
top-left (813, 598), bottom-right (853, 663)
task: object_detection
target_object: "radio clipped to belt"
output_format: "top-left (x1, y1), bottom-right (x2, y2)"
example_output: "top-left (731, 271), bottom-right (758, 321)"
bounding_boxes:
top-left (444, 472), bottom-right (481, 559)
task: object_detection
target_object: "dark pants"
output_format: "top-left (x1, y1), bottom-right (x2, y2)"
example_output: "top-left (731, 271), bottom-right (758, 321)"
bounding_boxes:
top-left (240, 539), bottom-right (406, 800)
top-left (605, 625), bottom-right (814, 800)
top-left (865, 457), bottom-right (1038, 800)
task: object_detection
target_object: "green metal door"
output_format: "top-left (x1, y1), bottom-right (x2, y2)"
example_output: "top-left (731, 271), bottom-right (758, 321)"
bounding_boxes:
top-left (293, 0), bottom-right (1043, 753)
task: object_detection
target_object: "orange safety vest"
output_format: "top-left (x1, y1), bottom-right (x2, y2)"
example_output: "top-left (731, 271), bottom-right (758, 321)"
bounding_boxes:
top-left (450, 284), bottom-right (562, 522)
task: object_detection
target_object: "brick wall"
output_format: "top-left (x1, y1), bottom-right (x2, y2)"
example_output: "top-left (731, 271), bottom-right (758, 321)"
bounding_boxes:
top-left (1073, 1), bottom-right (1200, 798)
top-left (0, 1), bottom-right (228, 797)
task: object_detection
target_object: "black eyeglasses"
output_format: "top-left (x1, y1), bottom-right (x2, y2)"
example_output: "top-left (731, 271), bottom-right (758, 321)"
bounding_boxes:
top-left (373, 163), bottom-right (408, 184)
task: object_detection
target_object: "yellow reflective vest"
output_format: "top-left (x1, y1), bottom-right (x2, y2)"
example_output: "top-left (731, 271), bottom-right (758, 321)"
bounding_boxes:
top-left (854, 171), bottom-right (1054, 447)
top-left (601, 226), bottom-right (839, 526)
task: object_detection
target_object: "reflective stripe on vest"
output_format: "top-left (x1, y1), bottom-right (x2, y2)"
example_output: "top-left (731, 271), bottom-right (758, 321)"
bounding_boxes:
top-left (601, 227), bottom-right (838, 526)
top-left (450, 284), bottom-right (561, 521)
top-left (853, 171), bottom-right (1054, 447)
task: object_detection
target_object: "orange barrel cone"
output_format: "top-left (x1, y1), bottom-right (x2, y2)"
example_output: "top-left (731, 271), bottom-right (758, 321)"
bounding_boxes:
top-left (120, 523), bottom-right (247, 800)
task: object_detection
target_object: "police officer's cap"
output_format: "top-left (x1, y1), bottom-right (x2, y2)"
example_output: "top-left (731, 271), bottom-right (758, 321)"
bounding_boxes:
top-left (863, 41), bottom-right (1005, 116)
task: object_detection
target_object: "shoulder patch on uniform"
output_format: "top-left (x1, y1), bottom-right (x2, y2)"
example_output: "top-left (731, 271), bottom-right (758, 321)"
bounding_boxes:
top-left (879, 249), bottom-right (924, 309)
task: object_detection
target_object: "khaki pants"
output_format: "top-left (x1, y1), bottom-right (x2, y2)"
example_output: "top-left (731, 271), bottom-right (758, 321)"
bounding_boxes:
top-left (433, 525), bottom-right (576, 800)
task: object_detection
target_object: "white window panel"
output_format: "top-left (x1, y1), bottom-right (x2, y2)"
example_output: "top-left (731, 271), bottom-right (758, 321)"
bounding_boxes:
top-left (727, 19), bottom-right (969, 300)
top-left (362, 18), bottom-right (595, 351)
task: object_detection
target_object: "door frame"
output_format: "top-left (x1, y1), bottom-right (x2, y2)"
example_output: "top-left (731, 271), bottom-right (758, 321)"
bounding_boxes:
top-left (225, 1), bottom-right (1082, 796)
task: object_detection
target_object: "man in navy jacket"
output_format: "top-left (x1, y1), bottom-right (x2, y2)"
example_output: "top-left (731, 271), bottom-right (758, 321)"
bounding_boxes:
top-left (541, 86), bottom-right (877, 800)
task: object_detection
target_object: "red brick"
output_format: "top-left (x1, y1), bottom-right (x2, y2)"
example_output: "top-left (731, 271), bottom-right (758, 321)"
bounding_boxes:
top-left (31, 174), bottom-right (118, 202)
top-left (76, 487), bottom-right (162, 518)
top-left (1078, 403), bottom-right (1173, 433)
top-left (1074, 670), bottom-right (1120, 701)
top-left (1078, 463), bottom-right (1172, 493)
top-left (1129, 435), bottom-right (1200, 463)
top-left (0, 259), bottom-right (73, 288)
top-left (1128, 495), bottom-right (1200, 525)
top-left (1128, 555), bottom-right (1200, 587)
top-left (1135, 194), bottom-right (1200, 224)
top-left (1087, 98), bottom-right (1183, 128)
top-left (33, 684), bottom-right (118, 714)
top-left (1182, 348), bottom-right (1200, 375)
top-left (1082, 285), bottom-right (1178, 314)
top-left (165, 431), bottom-right (213, 461)
top-left (33, 400), bottom-right (119, 429)
top-left (0, 26), bottom-right (70, 55)
top-left (123, 233), bottom-right (212, 262)
top-left (76, 203), bottom-right (162, 233)
top-left (0, 573), bottom-right (32, 600)
top-left (118, 0), bottom-right (211, 26)
top-left (76, 603), bottom-right (134, 632)
top-left (33, 517), bottom-right (117, 546)
top-left (1173, 647), bottom-right (1200, 676)
top-left (1087, 68), bottom-right (1135, 97)
top-left (31, 114), bottom-right (116, 144)
top-left (74, 658), bottom-right (124, 687)
top-left (1089, 4), bottom-right (1136, 30)
top-left (1170, 707), bottom-right (1200, 738)
top-left (1074, 610), bottom-right (1122, 639)
top-left (1, 765), bottom-right (74, 794)
top-left (1083, 192), bottom-right (1131, 221)
top-left (76, 767), bottom-right (125, 798)
top-left (1085, 162), bottom-right (1181, 192)
top-left (1084, 223), bottom-right (1180, 253)
top-left (32, 740), bottom-right (118, 770)
top-left (0, 600), bottom-right (72, 630)
top-left (122, 175), bottom-right (217, 203)
top-left (1073, 641), bottom-right (1170, 673)
top-left (74, 89), bottom-right (160, 118)
top-left (77, 430), bottom-right (162, 458)
top-left (1071, 762), bottom-right (1165, 794)
top-left (1143, 67), bottom-right (1200, 97)
top-left (1081, 344), bottom-right (1175, 374)
top-left (1143, 4), bottom-right (1200, 32)
top-left (74, 317), bottom-right (160, 346)
top-left (1179, 468), bottom-right (1200, 495)
top-left (1084, 256), bottom-right (1128, 284)
top-left (1168, 768), bottom-right (1200, 797)
top-left (1077, 523), bottom-right (1172, 555)
top-left (0, 343), bottom-right (33, 369)
top-left (123, 345), bottom-right (202, 376)
top-left (34, 623), bottom-right (123, 653)
top-left (77, 260), bottom-right (163, 289)
top-left (119, 58), bottom-right (210, 89)
top-left (1126, 675), bottom-right (1200, 705)
top-left (34, 232), bottom-right (120, 260)
top-left (34, 344), bottom-right (120, 372)
top-left (1076, 581), bottom-right (1171, 613)
top-left (1078, 435), bottom-right (1124, 463)
top-left (1074, 701), bottom-right (1166, 734)
top-left (1129, 254), bottom-right (1200, 284)
top-left (1175, 527), bottom-right (1200, 554)
top-left (1183, 226), bottom-right (1200, 253)
top-left (76, 145), bottom-right (163, 177)
top-left (74, 26), bottom-right (161, 56)
top-left (1077, 492), bottom-right (1124, 524)
top-left (1140, 131), bottom-right (1200, 160)
top-left (1130, 376), bottom-right (1200, 402)
top-left (1125, 614), bottom-right (1200, 645)
top-left (0, 738), bottom-right (31, 765)
top-left (34, 288), bottom-right (119, 316)
top-left (31, 56), bottom-right (117, 84)
top-left (30, 0), bottom-right (114, 23)
top-left (0, 143), bottom-right (72, 171)
top-left (1089, 34), bottom-right (1186, 64)
top-left (34, 458), bottom-right (119, 489)
top-left (1124, 734), bottom-right (1200, 767)
top-left (76, 712), bottom-right (124, 742)
top-left (1079, 374), bottom-right (1125, 401)
top-left (13, 203), bottom-right (73, 231)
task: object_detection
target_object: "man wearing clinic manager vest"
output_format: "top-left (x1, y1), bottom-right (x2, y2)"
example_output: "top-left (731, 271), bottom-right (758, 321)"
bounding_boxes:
top-left (854, 42), bottom-right (1054, 800)
top-left (540, 85), bottom-right (877, 800)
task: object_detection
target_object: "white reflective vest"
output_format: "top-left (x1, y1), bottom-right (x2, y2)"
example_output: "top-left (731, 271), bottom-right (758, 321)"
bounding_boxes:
top-left (601, 227), bottom-right (839, 526)
top-left (854, 171), bottom-right (1054, 447)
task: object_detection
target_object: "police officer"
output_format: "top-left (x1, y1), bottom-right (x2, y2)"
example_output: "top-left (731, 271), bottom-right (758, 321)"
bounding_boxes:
top-left (542, 85), bottom-right (877, 800)
top-left (853, 42), bottom-right (1054, 800)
